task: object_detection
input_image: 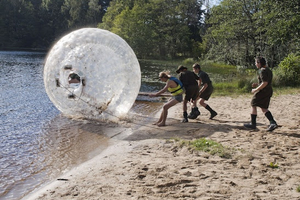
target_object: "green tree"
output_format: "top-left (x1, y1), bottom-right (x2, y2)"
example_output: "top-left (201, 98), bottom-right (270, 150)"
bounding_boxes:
top-left (273, 53), bottom-right (300, 86)
top-left (258, 0), bottom-right (300, 67)
top-left (204, 0), bottom-right (299, 68)
top-left (62, 0), bottom-right (110, 28)
top-left (0, 0), bottom-right (37, 48)
top-left (41, 0), bottom-right (69, 45)
top-left (99, 0), bottom-right (205, 59)
top-left (205, 0), bottom-right (261, 67)
top-left (0, 0), bottom-right (111, 49)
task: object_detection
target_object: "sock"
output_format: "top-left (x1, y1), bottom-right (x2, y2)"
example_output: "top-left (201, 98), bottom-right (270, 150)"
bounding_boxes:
top-left (183, 111), bottom-right (188, 119)
top-left (265, 111), bottom-right (276, 124)
top-left (205, 105), bottom-right (215, 114)
top-left (251, 114), bottom-right (257, 126)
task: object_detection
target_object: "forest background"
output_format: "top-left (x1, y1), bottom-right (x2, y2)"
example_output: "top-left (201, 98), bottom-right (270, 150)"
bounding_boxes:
top-left (1, 0), bottom-right (299, 87)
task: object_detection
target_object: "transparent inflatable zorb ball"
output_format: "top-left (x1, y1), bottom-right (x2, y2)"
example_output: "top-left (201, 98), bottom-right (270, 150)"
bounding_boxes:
top-left (44, 28), bottom-right (141, 120)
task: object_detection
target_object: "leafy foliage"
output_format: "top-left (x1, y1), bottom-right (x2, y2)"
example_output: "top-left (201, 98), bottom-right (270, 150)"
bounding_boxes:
top-left (273, 53), bottom-right (300, 86)
top-left (99, 0), bottom-right (205, 59)
top-left (0, 0), bottom-right (298, 75)
top-left (0, 0), bottom-right (111, 49)
top-left (205, 0), bottom-right (299, 68)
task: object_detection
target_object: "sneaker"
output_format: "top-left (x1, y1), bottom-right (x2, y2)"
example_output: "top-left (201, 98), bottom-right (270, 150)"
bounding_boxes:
top-left (267, 123), bottom-right (278, 132)
top-left (209, 111), bottom-right (217, 119)
top-left (244, 123), bottom-right (256, 129)
top-left (182, 118), bottom-right (188, 123)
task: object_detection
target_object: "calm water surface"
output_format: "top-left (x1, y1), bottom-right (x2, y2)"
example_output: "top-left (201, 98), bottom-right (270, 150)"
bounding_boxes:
top-left (0, 51), bottom-right (173, 200)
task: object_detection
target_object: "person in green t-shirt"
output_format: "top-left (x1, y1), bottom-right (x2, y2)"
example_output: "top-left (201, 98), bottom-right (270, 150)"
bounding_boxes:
top-left (192, 63), bottom-right (217, 120)
top-left (244, 56), bottom-right (278, 131)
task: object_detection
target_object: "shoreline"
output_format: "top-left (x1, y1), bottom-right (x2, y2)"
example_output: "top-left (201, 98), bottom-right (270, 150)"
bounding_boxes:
top-left (24, 94), bottom-right (300, 199)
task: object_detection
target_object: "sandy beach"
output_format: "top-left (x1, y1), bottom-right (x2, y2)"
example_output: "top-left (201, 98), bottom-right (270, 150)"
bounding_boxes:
top-left (24, 94), bottom-right (300, 200)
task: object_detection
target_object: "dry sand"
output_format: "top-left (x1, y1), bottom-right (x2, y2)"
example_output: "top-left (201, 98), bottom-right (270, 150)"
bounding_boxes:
top-left (24, 94), bottom-right (300, 200)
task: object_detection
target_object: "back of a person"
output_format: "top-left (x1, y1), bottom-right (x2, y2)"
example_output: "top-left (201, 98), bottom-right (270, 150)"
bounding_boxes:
top-left (179, 70), bottom-right (198, 87)
top-left (198, 71), bottom-right (212, 86)
top-left (259, 67), bottom-right (273, 88)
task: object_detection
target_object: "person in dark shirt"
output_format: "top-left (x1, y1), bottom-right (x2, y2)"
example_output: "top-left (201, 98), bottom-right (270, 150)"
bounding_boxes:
top-left (244, 56), bottom-right (278, 131)
top-left (192, 63), bottom-right (217, 119)
top-left (176, 65), bottom-right (200, 122)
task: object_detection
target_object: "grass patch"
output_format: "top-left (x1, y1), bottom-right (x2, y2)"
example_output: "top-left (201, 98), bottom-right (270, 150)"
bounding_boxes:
top-left (139, 59), bottom-right (300, 96)
top-left (297, 185), bottom-right (300, 192)
top-left (202, 62), bottom-right (237, 75)
top-left (139, 58), bottom-right (183, 68)
top-left (180, 138), bottom-right (233, 159)
top-left (273, 87), bottom-right (300, 96)
top-left (269, 162), bottom-right (279, 169)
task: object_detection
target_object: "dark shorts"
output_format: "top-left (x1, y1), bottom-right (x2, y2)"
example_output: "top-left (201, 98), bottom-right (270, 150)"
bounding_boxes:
top-left (200, 84), bottom-right (213, 100)
top-left (251, 88), bottom-right (273, 109)
top-left (184, 85), bottom-right (199, 101)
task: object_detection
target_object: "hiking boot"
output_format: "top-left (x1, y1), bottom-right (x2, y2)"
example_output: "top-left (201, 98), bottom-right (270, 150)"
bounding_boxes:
top-left (267, 123), bottom-right (278, 132)
top-left (194, 109), bottom-right (200, 117)
top-left (188, 107), bottom-right (200, 119)
top-left (244, 123), bottom-right (256, 129)
top-left (209, 111), bottom-right (217, 119)
top-left (187, 110), bottom-right (194, 119)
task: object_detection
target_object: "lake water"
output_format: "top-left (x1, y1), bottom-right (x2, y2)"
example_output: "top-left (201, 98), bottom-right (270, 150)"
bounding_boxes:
top-left (0, 51), bottom-right (176, 200)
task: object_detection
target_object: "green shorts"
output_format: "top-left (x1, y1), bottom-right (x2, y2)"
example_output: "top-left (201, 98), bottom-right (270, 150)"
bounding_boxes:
top-left (200, 84), bottom-right (213, 100)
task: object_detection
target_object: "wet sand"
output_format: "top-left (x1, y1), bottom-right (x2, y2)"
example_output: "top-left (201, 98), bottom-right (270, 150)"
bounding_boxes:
top-left (24, 94), bottom-right (300, 200)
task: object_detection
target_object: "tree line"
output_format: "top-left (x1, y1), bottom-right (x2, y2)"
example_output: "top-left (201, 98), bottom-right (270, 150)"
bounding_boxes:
top-left (0, 0), bottom-right (299, 68)
top-left (0, 0), bottom-right (110, 49)
top-left (204, 0), bottom-right (299, 68)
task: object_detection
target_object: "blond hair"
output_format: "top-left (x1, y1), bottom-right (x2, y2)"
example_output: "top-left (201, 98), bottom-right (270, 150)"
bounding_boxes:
top-left (159, 70), bottom-right (171, 79)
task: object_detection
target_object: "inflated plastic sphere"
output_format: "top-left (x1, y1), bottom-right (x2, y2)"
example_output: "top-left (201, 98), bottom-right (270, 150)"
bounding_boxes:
top-left (44, 28), bottom-right (141, 120)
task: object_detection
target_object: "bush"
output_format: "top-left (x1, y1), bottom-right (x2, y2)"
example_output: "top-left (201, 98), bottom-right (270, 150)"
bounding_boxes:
top-left (237, 77), bottom-right (253, 93)
top-left (183, 58), bottom-right (196, 66)
top-left (273, 53), bottom-right (300, 86)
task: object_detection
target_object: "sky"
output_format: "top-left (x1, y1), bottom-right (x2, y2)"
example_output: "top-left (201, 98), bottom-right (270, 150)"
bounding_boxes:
top-left (206, 0), bottom-right (221, 8)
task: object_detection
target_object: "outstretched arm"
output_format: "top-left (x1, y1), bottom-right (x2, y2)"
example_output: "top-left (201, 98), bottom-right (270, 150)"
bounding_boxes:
top-left (149, 82), bottom-right (170, 97)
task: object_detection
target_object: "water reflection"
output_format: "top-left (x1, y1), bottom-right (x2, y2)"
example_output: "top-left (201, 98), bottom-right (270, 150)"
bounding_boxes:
top-left (0, 51), bottom-right (110, 199)
top-left (38, 115), bottom-right (110, 176)
top-left (139, 60), bottom-right (178, 93)
top-left (4, 115), bottom-right (111, 200)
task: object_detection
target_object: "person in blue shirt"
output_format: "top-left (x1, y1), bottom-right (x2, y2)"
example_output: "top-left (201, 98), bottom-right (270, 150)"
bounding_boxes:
top-left (192, 63), bottom-right (217, 119)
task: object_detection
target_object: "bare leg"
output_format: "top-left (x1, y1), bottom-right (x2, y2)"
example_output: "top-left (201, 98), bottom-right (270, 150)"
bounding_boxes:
top-left (261, 108), bottom-right (268, 114)
top-left (153, 110), bottom-right (164, 125)
top-left (183, 99), bottom-right (188, 112)
top-left (251, 106), bottom-right (258, 115)
top-left (157, 99), bottom-right (179, 126)
top-left (199, 98), bottom-right (207, 107)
